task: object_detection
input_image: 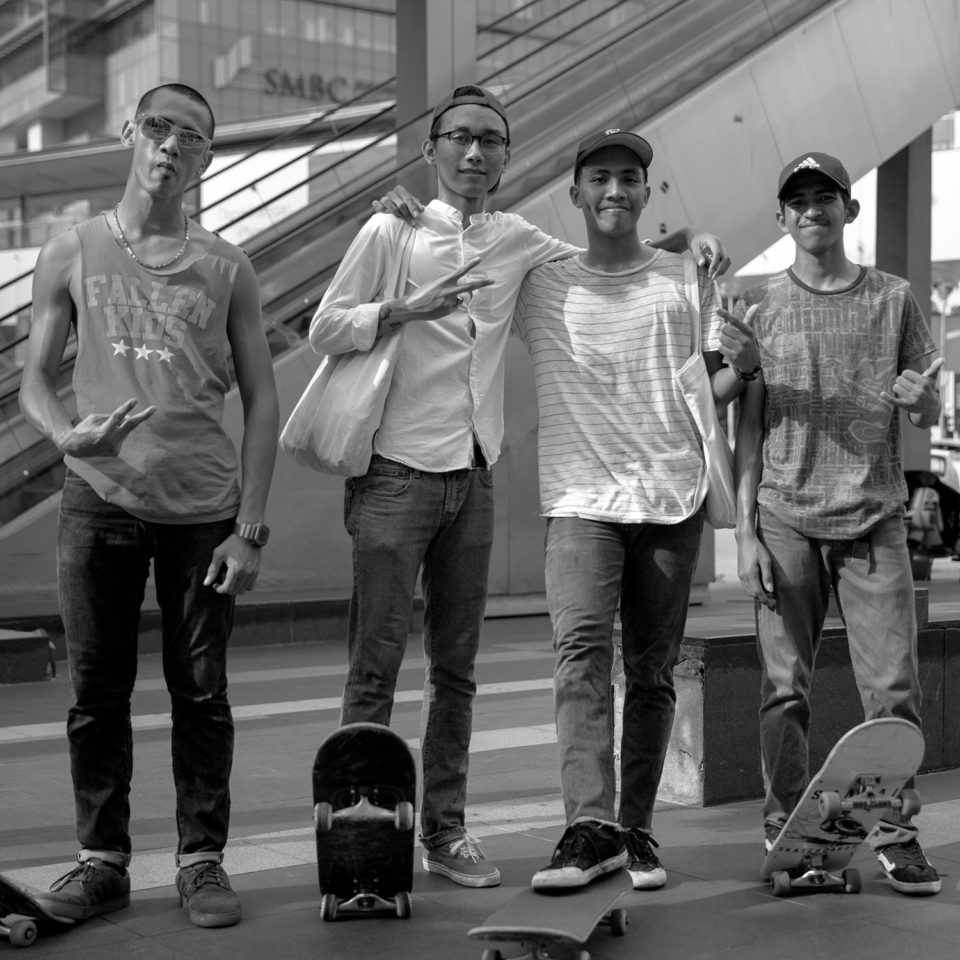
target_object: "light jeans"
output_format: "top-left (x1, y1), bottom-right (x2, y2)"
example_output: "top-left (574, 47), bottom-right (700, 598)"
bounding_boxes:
top-left (755, 505), bottom-right (922, 833)
top-left (545, 512), bottom-right (704, 830)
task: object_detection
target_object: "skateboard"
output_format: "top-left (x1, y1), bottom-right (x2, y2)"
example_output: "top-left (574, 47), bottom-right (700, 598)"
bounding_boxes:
top-left (468, 869), bottom-right (631, 960)
top-left (311, 721), bottom-right (416, 920)
top-left (761, 717), bottom-right (925, 897)
top-left (0, 874), bottom-right (74, 948)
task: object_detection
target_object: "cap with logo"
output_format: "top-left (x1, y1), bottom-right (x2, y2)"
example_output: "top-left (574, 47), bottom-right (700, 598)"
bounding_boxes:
top-left (777, 152), bottom-right (851, 199)
top-left (574, 128), bottom-right (653, 175)
top-left (430, 85), bottom-right (509, 142)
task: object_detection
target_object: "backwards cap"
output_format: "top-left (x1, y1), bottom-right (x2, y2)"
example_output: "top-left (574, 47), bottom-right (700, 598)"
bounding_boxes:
top-left (430, 85), bottom-right (509, 142)
top-left (777, 152), bottom-right (851, 199)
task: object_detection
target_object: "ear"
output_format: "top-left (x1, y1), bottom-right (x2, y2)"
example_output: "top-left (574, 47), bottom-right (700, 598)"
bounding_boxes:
top-left (569, 183), bottom-right (582, 208)
top-left (501, 146), bottom-right (510, 171)
top-left (120, 120), bottom-right (136, 148)
top-left (198, 150), bottom-right (213, 177)
top-left (844, 198), bottom-right (861, 224)
top-left (422, 138), bottom-right (436, 166)
top-left (775, 206), bottom-right (789, 235)
top-left (642, 183), bottom-right (651, 207)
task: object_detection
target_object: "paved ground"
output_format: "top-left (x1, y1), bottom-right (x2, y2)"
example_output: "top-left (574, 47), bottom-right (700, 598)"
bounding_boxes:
top-left (1, 544), bottom-right (958, 959)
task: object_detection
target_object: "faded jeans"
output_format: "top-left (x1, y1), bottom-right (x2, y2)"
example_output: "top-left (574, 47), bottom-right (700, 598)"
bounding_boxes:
top-left (755, 506), bottom-right (922, 832)
top-left (341, 455), bottom-right (494, 846)
top-left (545, 512), bottom-right (704, 830)
top-left (57, 470), bottom-right (235, 867)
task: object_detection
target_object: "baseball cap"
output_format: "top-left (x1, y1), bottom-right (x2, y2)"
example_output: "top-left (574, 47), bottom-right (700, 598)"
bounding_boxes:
top-left (430, 85), bottom-right (509, 142)
top-left (777, 152), bottom-right (851, 199)
top-left (574, 129), bottom-right (654, 175)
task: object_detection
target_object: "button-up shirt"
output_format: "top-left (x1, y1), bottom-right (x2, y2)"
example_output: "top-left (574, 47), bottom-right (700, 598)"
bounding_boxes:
top-left (309, 200), bottom-right (576, 470)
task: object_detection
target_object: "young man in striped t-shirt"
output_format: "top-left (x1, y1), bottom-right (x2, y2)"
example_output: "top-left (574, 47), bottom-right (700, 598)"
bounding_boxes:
top-left (512, 129), bottom-right (759, 892)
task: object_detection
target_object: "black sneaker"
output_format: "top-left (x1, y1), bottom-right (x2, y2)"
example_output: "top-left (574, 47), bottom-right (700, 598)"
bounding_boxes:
top-left (33, 858), bottom-right (130, 921)
top-left (531, 822), bottom-right (627, 891)
top-left (176, 862), bottom-right (242, 927)
top-left (876, 838), bottom-right (942, 895)
top-left (624, 827), bottom-right (666, 889)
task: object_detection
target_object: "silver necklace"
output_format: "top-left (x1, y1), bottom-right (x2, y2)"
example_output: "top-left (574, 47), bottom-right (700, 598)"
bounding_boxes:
top-left (112, 204), bottom-right (189, 269)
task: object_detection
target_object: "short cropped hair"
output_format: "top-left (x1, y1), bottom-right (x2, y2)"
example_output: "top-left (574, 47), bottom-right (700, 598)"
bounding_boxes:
top-left (136, 83), bottom-right (215, 139)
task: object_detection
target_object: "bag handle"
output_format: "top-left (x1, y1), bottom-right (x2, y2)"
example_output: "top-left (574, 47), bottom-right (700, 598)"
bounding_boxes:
top-left (384, 221), bottom-right (416, 300)
top-left (683, 254), bottom-right (702, 357)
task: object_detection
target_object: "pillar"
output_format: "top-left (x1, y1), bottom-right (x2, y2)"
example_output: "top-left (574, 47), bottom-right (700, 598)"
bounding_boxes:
top-left (875, 130), bottom-right (934, 469)
top-left (395, 1), bottom-right (477, 199)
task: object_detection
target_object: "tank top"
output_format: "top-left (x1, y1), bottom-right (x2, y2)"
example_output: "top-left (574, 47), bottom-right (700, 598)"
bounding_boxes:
top-left (64, 213), bottom-right (243, 523)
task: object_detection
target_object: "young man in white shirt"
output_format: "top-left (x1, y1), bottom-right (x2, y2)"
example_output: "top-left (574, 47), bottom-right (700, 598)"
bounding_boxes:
top-left (310, 88), bottom-right (728, 887)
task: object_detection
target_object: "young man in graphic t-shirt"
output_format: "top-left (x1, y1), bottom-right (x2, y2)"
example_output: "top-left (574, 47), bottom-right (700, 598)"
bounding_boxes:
top-left (733, 152), bottom-right (942, 895)
top-left (19, 83), bottom-right (279, 926)
top-left (510, 129), bottom-right (760, 892)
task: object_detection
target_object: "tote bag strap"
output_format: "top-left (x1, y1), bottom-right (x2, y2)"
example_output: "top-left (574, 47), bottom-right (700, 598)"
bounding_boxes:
top-left (384, 221), bottom-right (416, 300)
top-left (683, 254), bottom-right (702, 356)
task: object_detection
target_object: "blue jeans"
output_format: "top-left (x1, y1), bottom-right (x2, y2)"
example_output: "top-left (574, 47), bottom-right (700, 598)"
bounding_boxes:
top-left (545, 513), bottom-right (704, 829)
top-left (342, 455), bottom-right (495, 846)
top-left (57, 471), bottom-right (236, 866)
top-left (755, 506), bottom-right (922, 828)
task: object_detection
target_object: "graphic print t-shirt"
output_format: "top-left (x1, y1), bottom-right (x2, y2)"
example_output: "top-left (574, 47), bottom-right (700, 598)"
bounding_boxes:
top-left (736, 267), bottom-right (935, 539)
top-left (64, 214), bottom-right (243, 523)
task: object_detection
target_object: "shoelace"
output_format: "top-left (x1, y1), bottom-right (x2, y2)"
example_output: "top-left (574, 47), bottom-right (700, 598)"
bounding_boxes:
top-left (553, 824), bottom-right (601, 864)
top-left (49, 863), bottom-right (88, 891)
top-left (625, 829), bottom-right (659, 862)
top-left (182, 863), bottom-right (230, 891)
top-left (448, 835), bottom-right (484, 862)
top-left (882, 839), bottom-right (928, 868)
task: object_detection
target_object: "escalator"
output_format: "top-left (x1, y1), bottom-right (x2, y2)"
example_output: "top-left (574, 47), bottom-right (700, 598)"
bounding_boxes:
top-left (1, 0), bottom-right (953, 531)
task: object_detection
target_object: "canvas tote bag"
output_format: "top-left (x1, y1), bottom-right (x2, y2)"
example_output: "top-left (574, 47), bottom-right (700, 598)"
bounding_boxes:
top-left (674, 255), bottom-right (737, 529)
top-left (280, 222), bottom-right (416, 476)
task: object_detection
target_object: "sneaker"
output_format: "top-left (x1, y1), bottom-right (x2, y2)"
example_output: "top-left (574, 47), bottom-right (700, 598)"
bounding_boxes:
top-left (176, 862), bottom-right (242, 927)
top-left (422, 835), bottom-right (501, 888)
top-left (876, 838), bottom-right (942, 895)
top-left (624, 827), bottom-right (666, 890)
top-left (764, 822), bottom-right (783, 854)
top-left (33, 858), bottom-right (130, 921)
top-left (531, 822), bottom-right (627, 891)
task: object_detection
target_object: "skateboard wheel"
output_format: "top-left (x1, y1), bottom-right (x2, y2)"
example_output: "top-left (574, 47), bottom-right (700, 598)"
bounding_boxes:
top-left (608, 908), bottom-right (629, 936)
top-left (319, 893), bottom-right (338, 921)
top-left (842, 868), bottom-right (861, 894)
top-left (394, 890), bottom-right (412, 919)
top-left (898, 789), bottom-right (922, 818)
top-left (314, 801), bottom-right (333, 832)
top-left (770, 870), bottom-right (793, 897)
top-left (480, 950), bottom-right (503, 960)
top-left (817, 790), bottom-right (843, 820)
top-left (9, 918), bottom-right (38, 947)
top-left (394, 801), bottom-right (414, 832)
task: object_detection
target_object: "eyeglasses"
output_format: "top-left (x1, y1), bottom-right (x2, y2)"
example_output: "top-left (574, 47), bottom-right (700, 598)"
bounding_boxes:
top-left (434, 130), bottom-right (508, 152)
top-left (136, 115), bottom-right (211, 155)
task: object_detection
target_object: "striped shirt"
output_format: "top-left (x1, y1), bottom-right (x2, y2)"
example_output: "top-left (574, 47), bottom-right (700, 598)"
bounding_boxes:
top-left (513, 250), bottom-right (722, 523)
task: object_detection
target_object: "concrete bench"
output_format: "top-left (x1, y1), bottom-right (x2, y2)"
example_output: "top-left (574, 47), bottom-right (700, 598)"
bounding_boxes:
top-left (613, 589), bottom-right (960, 806)
top-left (0, 628), bottom-right (54, 683)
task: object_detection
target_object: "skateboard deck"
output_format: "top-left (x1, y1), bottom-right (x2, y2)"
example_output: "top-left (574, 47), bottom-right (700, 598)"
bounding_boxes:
top-left (312, 721), bottom-right (416, 920)
top-left (0, 874), bottom-right (74, 948)
top-left (468, 869), bottom-right (631, 960)
top-left (761, 717), bottom-right (924, 896)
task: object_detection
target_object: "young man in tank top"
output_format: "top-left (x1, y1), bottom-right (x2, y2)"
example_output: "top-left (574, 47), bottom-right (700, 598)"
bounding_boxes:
top-left (19, 83), bottom-right (279, 927)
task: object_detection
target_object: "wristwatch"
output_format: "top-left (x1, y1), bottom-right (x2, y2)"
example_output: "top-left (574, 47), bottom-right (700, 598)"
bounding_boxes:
top-left (233, 522), bottom-right (270, 547)
top-left (734, 363), bottom-right (762, 382)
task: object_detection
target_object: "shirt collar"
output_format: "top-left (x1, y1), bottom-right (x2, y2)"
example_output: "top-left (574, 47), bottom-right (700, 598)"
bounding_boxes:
top-left (429, 198), bottom-right (494, 226)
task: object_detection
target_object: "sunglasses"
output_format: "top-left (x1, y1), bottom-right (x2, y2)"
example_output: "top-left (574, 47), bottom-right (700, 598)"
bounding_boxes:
top-left (136, 115), bottom-right (211, 155)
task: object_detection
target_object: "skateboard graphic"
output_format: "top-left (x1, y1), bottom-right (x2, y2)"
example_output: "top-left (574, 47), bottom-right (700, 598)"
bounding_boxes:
top-left (761, 717), bottom-right (924, 897)
top-left (468, 868), bottom-right (631, 960)
top-left (0, 874), bottom-right (74, 948)
top-left (312, 721), bottom-right (416, 920)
